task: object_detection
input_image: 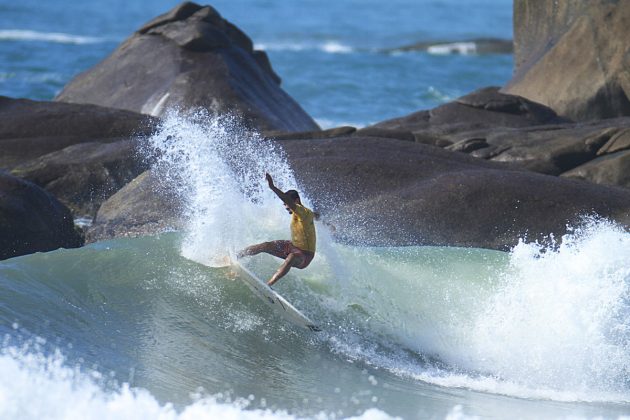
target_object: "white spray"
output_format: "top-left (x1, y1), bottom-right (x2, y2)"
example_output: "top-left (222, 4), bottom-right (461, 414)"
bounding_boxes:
top-left (462, 219), bottom-right (630, 398)
top-left (144, 111), bottom-right (312, 266)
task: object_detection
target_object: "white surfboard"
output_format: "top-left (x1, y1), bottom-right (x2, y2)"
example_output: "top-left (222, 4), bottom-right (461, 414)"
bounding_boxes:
top-left (229, 253), bottom-right (321, 332)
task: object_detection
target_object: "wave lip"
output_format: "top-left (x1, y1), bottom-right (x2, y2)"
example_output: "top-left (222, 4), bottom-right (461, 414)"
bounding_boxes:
top-left (0, 29), bottom-right (107, 45)
top-left (254, 40), bottom-right (354, 54)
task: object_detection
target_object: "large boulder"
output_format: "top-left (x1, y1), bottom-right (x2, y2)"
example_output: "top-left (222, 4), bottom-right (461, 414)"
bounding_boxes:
top-left (0, 171), bottom-right (83, 260)
top-left (0, 96), bottom-right (156, 169)
top-left (0, 96), bottom-right (157, 219)
top-left (365, 87), bottom-right (567, 144)
top-left (279, 136), bottom-right (630, 249)
top-left (361, 89), bottom-right (630, 184)
top-left (562, 149), bottom-right (630, 189)
top-left (384, 38), bottom-right (513, 55)
top-left (55, 2), bottom-right (319, 133)
top-left (502, 1), bottom-right (630, 121)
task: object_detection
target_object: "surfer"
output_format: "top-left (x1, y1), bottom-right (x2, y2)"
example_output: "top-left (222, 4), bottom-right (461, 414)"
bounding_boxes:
top-left (237, 173), bottom-right (316, 286)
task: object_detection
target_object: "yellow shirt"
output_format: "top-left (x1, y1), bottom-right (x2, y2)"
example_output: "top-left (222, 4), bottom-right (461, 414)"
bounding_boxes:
top-left (291, 204), bottom-right (316, 253)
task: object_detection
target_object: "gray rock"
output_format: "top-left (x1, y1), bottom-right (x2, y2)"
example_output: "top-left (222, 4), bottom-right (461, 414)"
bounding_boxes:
top-left (384, 38), bottom-right (513, 55)
top-left (11, 140), bottom-right (149, 219)
top-left (263, 126), bottom-right (356, 141)
top-left (481, 123), bottom-right (624, 175)
top-left (503, 0), bottom-right (630, 121)
top-left (562, 150), bottom-right (630, 189)
top-left (371, 87), bottom-right (566, 136)
top-left (364, 88), bottom-right (630, 182)
top-left (86, 136), bottom-right (630, 250)
top-left (86, 170), bottom-right (183, 243)
top-left (55, 2), bottom-right (319, 132)
top-left (0, 96), bottom-right (157, 220)
top-left (278, 136), bottom-right (630, 249)
top-left (598, 128), bottom-right (630, 155)
top-left (0, 171), bottom-right (83, 260)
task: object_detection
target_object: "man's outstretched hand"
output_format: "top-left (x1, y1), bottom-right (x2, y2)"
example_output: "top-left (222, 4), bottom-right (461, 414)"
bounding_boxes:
top-left (265, 172), bottom-right (274, 188)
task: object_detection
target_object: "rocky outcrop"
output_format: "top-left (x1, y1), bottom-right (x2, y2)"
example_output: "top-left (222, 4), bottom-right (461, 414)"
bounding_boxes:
top-left (279, 136), bottom-right (630, 249)
top-left (11, 140), bottom-right (149, 218)
top-left (385, 38), bottom-right (513, 55)
top-left (0, 172), bottom-right (83, 260)
top-left (562, 149), bottom-right (630, 189)
top-left (86, 135), bottom-right (630, 250)
top-left (54, 2), bottom-right (319, 133)
top-left (368, 87), bottom-right (566, 137)
top-left (361, 88), bottom-right (630, 184)
top-left (502, 0), bottom-right (630, 121)
top-left (0, 96), bottom-right (156, 219)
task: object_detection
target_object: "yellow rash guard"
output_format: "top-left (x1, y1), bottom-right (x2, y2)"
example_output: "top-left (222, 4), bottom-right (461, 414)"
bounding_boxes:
top-left (290, 204), bottom-right (316, 253)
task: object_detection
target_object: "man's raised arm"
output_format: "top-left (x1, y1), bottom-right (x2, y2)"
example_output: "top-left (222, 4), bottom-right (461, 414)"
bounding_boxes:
top-left (266, 173), bottom-right (297, 210)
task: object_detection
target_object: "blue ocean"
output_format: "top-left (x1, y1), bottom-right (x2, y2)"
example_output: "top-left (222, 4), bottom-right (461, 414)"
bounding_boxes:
top-left (2, 1), bottom-right (630, 419)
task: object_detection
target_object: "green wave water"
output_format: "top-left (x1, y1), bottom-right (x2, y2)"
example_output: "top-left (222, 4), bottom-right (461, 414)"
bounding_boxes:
top-left (1, 222), bottom-right (630, 419)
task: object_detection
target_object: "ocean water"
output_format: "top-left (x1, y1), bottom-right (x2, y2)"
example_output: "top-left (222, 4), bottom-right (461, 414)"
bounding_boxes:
top-left (2, 1), bottom-right (630, 419)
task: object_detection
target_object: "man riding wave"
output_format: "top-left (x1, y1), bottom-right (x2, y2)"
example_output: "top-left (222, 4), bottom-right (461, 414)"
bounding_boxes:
top-left (237, 173), bottom-right (316, 286)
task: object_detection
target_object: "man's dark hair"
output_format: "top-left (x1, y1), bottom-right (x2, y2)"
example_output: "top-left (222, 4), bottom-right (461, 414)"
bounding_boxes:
top-left (285, 189), bottom-right (300, 202)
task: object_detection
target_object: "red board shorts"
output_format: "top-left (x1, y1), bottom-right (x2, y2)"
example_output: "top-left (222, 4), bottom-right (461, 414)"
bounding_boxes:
top-left (270, 240), bottom-right (315, 269)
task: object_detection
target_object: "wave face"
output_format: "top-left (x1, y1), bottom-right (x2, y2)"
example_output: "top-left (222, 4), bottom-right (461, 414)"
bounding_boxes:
top-left (1, 228), bottom-right (629, 418)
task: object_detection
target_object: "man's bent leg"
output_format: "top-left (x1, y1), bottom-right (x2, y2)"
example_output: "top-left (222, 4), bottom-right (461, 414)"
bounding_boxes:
top-left (238, 241), bottom-right (289, 259)
top-left (267, 253), bottom-right (304, 286)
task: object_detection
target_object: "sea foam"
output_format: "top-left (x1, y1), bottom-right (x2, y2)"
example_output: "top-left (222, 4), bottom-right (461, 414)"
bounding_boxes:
top-left (317, 220), bottom-right (630, 403)
top-left (0, 341), bottom-right (397, 420)
top-left (254, 40), bottom-right (354, 54)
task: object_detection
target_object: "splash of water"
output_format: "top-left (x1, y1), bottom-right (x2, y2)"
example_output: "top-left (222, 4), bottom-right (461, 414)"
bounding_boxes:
top-left (311, 220), bottom-right (630, 402)
top-left (144, 110), bottom-right (300, 266)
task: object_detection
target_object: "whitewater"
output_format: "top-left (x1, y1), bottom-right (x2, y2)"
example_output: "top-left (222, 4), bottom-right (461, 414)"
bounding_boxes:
top-left (1, 114), bottom-right (629, 419)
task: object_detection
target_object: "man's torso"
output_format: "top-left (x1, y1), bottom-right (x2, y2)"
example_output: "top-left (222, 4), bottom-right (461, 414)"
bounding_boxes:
top-left (290, 204), bottom-right (316, 253)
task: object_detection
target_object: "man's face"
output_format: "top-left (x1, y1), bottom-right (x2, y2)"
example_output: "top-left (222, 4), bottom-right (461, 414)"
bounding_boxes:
top-left (284, 198), bottom-right (299, 214)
